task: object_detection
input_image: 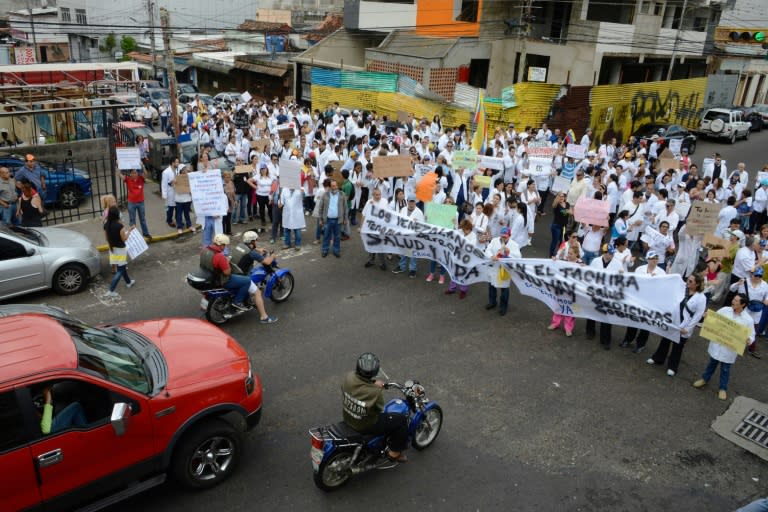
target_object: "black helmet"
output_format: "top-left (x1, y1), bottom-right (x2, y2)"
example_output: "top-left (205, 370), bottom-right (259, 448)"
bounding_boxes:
top-left (356, 352), bottom-right (380, 380)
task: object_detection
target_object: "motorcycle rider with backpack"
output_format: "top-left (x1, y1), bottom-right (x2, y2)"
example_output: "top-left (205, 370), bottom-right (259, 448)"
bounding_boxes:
top-left (342, 353), bottom-right (408, 462)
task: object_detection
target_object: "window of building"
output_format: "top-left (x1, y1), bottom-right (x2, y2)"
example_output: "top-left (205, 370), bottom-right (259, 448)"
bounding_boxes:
top-left (60, 7), bottom-right (70, 22)
top-left (587, 0), bottom-right (634, 24)
top-left (653, 2), bottom-right (664, 16)
top-left (456, 0), bottom-right (479, 23)
top-left (468, 59), bottom-right (489, 88)
top-left (639, 1), bottom-right (650, 14)
top-left (75, 8), bottom-right (87, 25)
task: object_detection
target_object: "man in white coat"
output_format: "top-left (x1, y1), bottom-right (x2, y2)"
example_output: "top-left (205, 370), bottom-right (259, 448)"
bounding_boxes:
top-left (586, 244), bottom-right (624, 349)
top-left (161, 157), bottom-right (179, 228)
top-left (484, 227), bottom-right (521, 316)
top-left (279, 186), bottom-right (305, 250)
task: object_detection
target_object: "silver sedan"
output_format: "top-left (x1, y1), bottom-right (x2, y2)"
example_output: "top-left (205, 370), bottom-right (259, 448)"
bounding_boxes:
top-left (0, 224), bottom-right (101, 301)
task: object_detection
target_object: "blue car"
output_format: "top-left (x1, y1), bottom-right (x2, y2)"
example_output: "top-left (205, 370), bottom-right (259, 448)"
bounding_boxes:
top-left (0, 156), bottom-right (92, 209)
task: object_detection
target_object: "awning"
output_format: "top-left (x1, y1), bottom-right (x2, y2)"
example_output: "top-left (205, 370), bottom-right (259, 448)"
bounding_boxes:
top-left (233, 61), bottom-right (287, 77)
top-left (188, 59), bottom-right (234, 75)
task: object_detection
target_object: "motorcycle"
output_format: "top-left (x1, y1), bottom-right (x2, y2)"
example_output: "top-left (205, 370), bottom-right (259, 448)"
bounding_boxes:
top-left (186, 257), bottom-right (294, 324)
top-left (309, 379), bottom-right (443, 491)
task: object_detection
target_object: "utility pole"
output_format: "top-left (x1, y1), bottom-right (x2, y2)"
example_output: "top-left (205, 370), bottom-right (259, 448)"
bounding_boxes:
top-left (148, 0), bottom-right (157, 80)
top-left (666, 0), bottom-right (689, 81)
top-left (160, 8), bottom-right (180, 150)
top-left (25, 0), bottom-right (38, 63)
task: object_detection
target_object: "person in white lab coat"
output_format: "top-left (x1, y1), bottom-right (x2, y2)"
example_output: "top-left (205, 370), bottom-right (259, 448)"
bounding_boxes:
top-left (483, 227), bottom-right (521, 316)
top-left (161, 157), bottom-right (179, 228)
top-left (280, 186), bottom-right (305, 250)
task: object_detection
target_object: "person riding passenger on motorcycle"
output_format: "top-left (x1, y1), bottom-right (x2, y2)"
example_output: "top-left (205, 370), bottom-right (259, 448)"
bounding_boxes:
top-left (342, 353), bottom-right (409, 462)
top-left (199, 234), bottom-right (277, 324)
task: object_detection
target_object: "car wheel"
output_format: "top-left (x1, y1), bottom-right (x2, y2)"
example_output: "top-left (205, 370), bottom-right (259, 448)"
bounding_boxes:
top-left (171, 419), bottom-right (242, 490)
top-left (58, 184), bottom-right (82, 209)
top-left (730, 132), bottom-right (737, 144)
top-left (744, 129), bottom-right (750, 141)
top-left (52, 263), bottom-right (88, 295)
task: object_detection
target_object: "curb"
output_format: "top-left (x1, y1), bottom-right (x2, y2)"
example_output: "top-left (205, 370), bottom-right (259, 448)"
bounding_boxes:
top-left (96, 224), bottom-right (202, 252)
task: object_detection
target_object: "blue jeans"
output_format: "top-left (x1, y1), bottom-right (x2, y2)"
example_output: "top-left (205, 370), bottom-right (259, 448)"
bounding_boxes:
top-left (127, 201), bottom-right (150, 236)
top-left (235, 193), bottom-right (249, 222)
top-left (202, 216), bottom-right (216, 247)
top-left (109, 264), bottom-right (131, 292)
top-left (284, 228), bottom-right (302, 247)
top-left (488, 285), bottom-right (510, 312)
top-left (165, 205), bottom-right (175, 225)
top-left (583, 250), bottom-right (598, 266)
top-left (429, 260), bottom-right (446, 275)
top-left (322, 218), bottom-right (341, 255)
top-left (0, 204), bottom-right (12, 225)
top-left (701, 356), bottom-right (732, 391)
top-left (175, 202), bottom-right (192, 229)
top-left (224, 274), bottom-right (251, 305)
top-left (549, 223), bottom-right (565, 258)
top-left (737, 498), bottom-right (768, 512)
top-left (399, 255), bottom-right (418, 272)
top-left (52, 402), bottom-right (88, 433)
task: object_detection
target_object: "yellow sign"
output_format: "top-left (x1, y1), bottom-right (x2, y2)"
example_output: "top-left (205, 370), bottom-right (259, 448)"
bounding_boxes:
top-left (699, 309), bottom-right (750, 356)
top-left (474, 175), bottom-right (492, 188)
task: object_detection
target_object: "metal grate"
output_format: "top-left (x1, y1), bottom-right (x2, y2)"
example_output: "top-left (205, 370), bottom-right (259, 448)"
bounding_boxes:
top-left (733, 409), bottom-right (768, 449)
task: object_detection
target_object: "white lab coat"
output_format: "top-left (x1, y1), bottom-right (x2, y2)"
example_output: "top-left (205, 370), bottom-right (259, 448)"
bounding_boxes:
top-left (280, 188), bottom-right (306, 230)
top-left (708, 307), bottom-right (754, 364)
top-left (484, 236), bottom-right (521, 288)
top-left (161, 165), bottom-right (176, 207)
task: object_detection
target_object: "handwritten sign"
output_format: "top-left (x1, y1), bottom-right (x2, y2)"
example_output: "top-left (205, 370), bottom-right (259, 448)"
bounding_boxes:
top-left (174, 173), bottom-right (190, 194)
top-left (116, 147), bottom-right (142, 170)
top-left (425, 202), bottom-right (457, 229)
top-left (234, 165), bottom-right (252, 174)
top-left (397, 110), bottom-right (410, 124)
top-left (278, 128), bottom-right (295, 141)
top-left (551, 175), bottom-right (571, 194)
top-left (479, 155), bottom-right (504, 171)
top-left (373, 155), bottom-right (413, 179)
top-left (668, 138), bottom-right (682, 156)
top-left (685, 201), bottom-right (722, 237)
top-left (573, 197), bottom-right (610, 227)
top-left (126, 228), bottom-right (148, 260)
top-left (250, 138), bottom-right (270, 152)
top-left (452, 150), bottom-right (478, 170)
top-left (658, 157), bottom-right (679, 172)
top-left (565, 144), bottom-right (586, 160)
top-left (188, 169), bottom-right (228, 216)
top-left (474, 175), bottom-right (492, 188)
top-left (700, 309), bottom-right (750, 356)
top-left (526, 142), bottom-right (555, 158)
top-left (703, 233), bottom-right (733, 259)
top-left (280, 160), bottom-right (302, 189)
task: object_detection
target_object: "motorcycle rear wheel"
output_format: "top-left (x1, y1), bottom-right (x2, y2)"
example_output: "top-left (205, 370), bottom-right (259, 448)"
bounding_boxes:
top-left (313, 449), bottom-right (354, 491)
top-left (269, 272), bottom-right (294, 303)
top-left (205, 297), bottom-right (231, 325)
top-left (412, 405), bottom-right (443, 450)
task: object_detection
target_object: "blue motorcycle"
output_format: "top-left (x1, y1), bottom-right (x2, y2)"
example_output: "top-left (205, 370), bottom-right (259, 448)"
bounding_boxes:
top-left (186, 258), bottom-right (294, 324)
top-left (309, 380), bottom-right (443, 491)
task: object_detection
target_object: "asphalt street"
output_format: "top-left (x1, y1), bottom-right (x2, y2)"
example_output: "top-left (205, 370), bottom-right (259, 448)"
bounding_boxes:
top-left (18, 131), bottom-right (768, 511)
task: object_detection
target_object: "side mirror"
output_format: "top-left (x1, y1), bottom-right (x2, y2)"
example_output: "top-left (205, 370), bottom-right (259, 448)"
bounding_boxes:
top-left (110, 402), bottom-right (132, 437)
top-left (26, 247), bottom-right (35, 256)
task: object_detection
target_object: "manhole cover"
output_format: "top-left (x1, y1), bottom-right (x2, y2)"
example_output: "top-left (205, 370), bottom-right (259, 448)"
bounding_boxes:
top-left (734, 409), bottom-right (768, 449)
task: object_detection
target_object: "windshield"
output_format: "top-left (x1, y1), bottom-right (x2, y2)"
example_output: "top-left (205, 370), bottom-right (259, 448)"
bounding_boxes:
top-left (636, 125), bottom-right (666, 136)
top-left (150, 90), bottom-right (170, 100)
top-left (68, 322), bottom-right (152, 394)
top-left (2, 224), bottom-right (42, 245)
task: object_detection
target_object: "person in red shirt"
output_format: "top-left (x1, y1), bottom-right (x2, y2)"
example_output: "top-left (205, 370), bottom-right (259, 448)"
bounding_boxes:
top-left (122, 169), bottom-right (152, 239)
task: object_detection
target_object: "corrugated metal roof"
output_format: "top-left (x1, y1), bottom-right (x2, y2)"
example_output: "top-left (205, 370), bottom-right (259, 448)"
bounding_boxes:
top-left (311, 67), bottom-right (341, 88)
top-left (234, 61), bottom-right (287, 77)
top-left (453, 83), bottom-right (479, 109)
top-left (340, 70), bottom-right (397, 92)
top-left (398, 75), bottom-right (444, 101)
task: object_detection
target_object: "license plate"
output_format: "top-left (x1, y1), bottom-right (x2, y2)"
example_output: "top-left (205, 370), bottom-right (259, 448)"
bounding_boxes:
top-left (310, 447), bottom-right (324, 470)
top-left (200, 298), bottom-right (209, 311)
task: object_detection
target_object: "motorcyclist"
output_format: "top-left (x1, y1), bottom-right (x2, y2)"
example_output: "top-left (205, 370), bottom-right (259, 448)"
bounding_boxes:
top-left (230, 231), bottom-right (274, 273)
top-left (342, 353), bottom-right (408, 462)
top-left (200, 234), bottom-right (277, 323)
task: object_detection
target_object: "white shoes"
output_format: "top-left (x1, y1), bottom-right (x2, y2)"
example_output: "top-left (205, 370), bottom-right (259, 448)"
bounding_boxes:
top-left (127, 280), bottom-right (136, 288)
top-left (666, 369), bottom-right (676, 377)
top-left (105, 291), bottom-right (119, 297)
top-left (646, 358), bottom-right (655, 365)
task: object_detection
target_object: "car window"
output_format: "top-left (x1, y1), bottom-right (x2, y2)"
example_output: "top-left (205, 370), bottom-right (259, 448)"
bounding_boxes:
top-left (30, 379), bottom-right (118, 436)
top-left (704, 111), bottom-right (729, 122)
top-left (0, 237), bottom-right (26, 261)
top-left (0, 391), bottom-right (25, 451)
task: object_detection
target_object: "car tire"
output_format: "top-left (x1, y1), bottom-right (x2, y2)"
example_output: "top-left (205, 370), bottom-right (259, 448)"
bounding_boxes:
top-left (52, 263), bottom-right (88, 295)
top-left (730, 132), bottom-right (737, 144)
top-left (171, 418), bottom-right (242, 490)
top-left (744, 129), bottom-right (750, 141)
top-left (58, 184), bottom-right (82, 209)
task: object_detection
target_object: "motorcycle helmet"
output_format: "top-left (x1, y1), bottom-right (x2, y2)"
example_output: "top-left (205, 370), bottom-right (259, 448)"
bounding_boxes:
top-left (243, 231), bottom-right (259, 244)
top-left (356, 352), bottom-right (380, 380)
top-left (213, 234), bottom-right (230, 246)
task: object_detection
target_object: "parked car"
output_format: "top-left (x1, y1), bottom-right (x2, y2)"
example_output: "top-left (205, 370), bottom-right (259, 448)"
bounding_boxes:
top-left (698, 107), bottom-right (751, 144)
top-left (633, 123), bottom-right (697, 155)
top-left (212, 92), bottom-right (244, 106)
top-left (112, 121), bottom-right (153, 148)
top-left (0, 156), bottom-right (92, 209)
top-left (0, 224), bottom-right (101, 299)
top-left (176, 83), bottom-right (198, 95)
top-left (139, 79), bottom-right (163, 89)
top-left (0, 303), bottom-right (263, 511)
top-left (742, 107), bottom-right (764, 131)
top-left (178, 93), bottom-right (214, 108)
top-left (139, 88), bottom-right (171, 110)
top-left (107, 94), bottom-right (146, 122)
top-left (752, 104), bottom-right (768, 126)
top-left (180, 141), bottom-right (233, 172)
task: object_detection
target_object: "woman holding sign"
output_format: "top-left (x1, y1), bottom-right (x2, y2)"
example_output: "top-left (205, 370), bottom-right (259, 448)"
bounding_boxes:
top-left (727, 267), bottom-right (768, 358)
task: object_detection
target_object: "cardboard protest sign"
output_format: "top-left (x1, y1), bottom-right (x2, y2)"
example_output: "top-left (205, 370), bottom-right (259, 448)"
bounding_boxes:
top-left (234, 165), bottom-right (253, 174)
top-left (373, 155), bottom-right (413, 179)
top-left (565, 144), bottom-right (586, 160)
top-left (250, 138), bottom-right (271, 152)
top-left (551, 175), bottom-right (571, 194)
top-left (329, 160), bottom-right (343, 173)
top-left (116, 147), bottom-right (142, 170)
top-left (126, 228), bottom-right (148, 260)
top-left (188, 169), bottom-right (228, 216)
top-left (425, 202), bottom-right (457, 229)
top-left (278, 128), bottom-right (295, 141)
top-left (700, 309), bottom-right (751, 356)
top-left (474, 175), bottom-right (492, 188)
top-left (573, 197), bottom-right (610, 227)
top-left (702, 233), bottom-right (733, 259)
top-left (396, 110), bottom-right (410, 124)
top-left (329, 165), bottom-right (345, 184)
top-left (174, 173), bottom-right (190, 194)
top-left (284, 95), bottom-right (295, 103)
top-left (279, 160), bottom-right (302, 189)
top-left (658, 157), bottom-right (680, 172)
top-left (452, 150), bottom-right (478, 170)
top-left (685, 201), bottom-right (722, 237)
top-left (256, 119), bottom-right (267, 130)
top-left (479, 155), bottom-right (504, 171)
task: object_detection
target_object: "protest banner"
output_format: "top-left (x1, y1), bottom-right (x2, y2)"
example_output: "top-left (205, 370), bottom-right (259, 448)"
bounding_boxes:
top-left (241, 91), bottom-right (252, 102)
top-left (668, 138), bottom-right (682, 156)
top-left (474, 175), bottom-right (492, 188)
top-left (702, 233), bottom-right (733, 259)
top-left (280, 160), bottom-right (302, 189)
top-left (397, 110), bottom-right (410, 124)
top-left (685, 201), bottom-right (722, 236)
top-left (573, 197), bottom-right (610, 227)
top-left (126, 228), bottom-right (149, 260)
top-left (700, 309), bottom-right (750, 356)
top-left (479, 155), bottom-right (504, 171)
top-left (452, 150), bottom-right (478, 170)
top-left (425, 202), bottom-right (457, 229)
top-left (551, 175), bottom-right (572, 194)
top-left (116, 147), bottom-right (142, 170)
top-left (188, 169), bottom-right (228, 216)
top-left (526, 141), bottom-right (555, 158)
top-left (360, 207), bottom-right (685, 340)
top-left (250, 138), bottom-right (270, 152)
top-left (234, 165), bottom-right (252, 174)
top-left (174, 173), bottom-right (190, 194)
top-left (373, 155), bottom-right (413, 179)
top-left (565, 144), bottom-right (586, 160)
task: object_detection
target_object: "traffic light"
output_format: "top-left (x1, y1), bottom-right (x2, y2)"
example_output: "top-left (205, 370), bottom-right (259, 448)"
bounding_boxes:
top-left (729, 30), bottom-right (766, 43)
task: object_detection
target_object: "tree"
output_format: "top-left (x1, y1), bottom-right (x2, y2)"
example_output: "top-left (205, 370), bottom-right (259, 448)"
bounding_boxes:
top-left (119, 36), bottom-right (137, 60)
top-left (99, 32), bottom-right (116, 54)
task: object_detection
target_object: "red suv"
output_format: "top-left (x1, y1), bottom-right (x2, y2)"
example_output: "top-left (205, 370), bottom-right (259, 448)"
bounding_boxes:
top-left (0, 305), bottom-right (262, 512)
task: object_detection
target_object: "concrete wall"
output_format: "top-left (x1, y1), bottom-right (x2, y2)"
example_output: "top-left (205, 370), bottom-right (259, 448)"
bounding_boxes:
top-left (345, 0), bottom-right (417, 30)
top-left (0, 138), bottom-right (109, 163)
